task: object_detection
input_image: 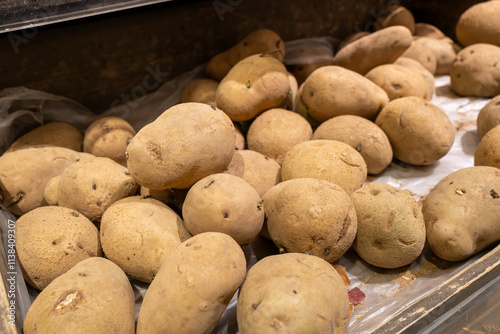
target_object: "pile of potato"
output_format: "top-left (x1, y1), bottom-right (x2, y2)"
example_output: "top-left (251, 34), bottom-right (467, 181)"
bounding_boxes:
top-left (1, 2), bottom-right (500, 333)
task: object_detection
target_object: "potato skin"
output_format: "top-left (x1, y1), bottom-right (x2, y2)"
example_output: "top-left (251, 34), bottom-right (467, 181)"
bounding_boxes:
top-left (477, 95), bottom-right (500, 138)
top-left (422, 166), bottom-right (500, 261)
top-left (6, 122), bottom-right (83, 153)
top-left (375, 97), bottom-right (455, 166)
top-left (296, 65), bottom-right (389, 122)
top-left (126, 102), bottom-right (235, 189)
top-left (0, 147), bottom-right (94, 216)
top-left (23, 257), bottom-right (135, 334)
top-left (474, 124), bottom-right (500, 169)
top-left (16, 206), bottom-right (102, 290)
top-left (237, 253), bottom-right (350, 334)
top-left (351, 183), bottom-right (426, 269)
top-left (450, 44), bottom-right (500, 98)
top-left (456, 1), bottom-right (500, 48)
top-left (137, 232), bottom-right (247, 334)
top-left (206, 28), bottom-right (285, 81)
top-left (377, 6), bottom-right (415, 34)
top-left (414, 23), bottom-right (446, 39)
top-left (414, 37), bottom-right (456, 75)
top-left (313, 115), bottom-right (393, 175)
top-left (394, 57), bottom-right (435, 99)
top-left (262, 178), bottom-right (357, 263)
top-left (401, 42), bottom-right (437, 74)
top-left (83, 116), bottom-right (136, 166)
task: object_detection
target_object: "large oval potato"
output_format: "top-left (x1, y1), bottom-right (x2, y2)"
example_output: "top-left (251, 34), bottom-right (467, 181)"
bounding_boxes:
top-left (16, 206), bottom-right (102, 290)
top-left (137, 232), bottom-right (247, 334)
top-left (456, 1), bottom-right (500, 48)
top-left (422, 166), bottom-right (500, 261)
top-left (263, 178), bottom-right (357, 263)
top-left (23, 257), bottom-right (135, 334)
top-left (237, 253), bottom-right (350, 334)
top-left (126, 102), bottom-right (235, 189)
top-left (477, 95), bottom-right (500, 138)
top-left (296, 65), bottom-right (389, 122)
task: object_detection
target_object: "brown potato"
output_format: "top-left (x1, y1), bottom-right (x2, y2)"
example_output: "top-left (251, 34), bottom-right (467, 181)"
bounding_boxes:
top-left (401, 41), bottom-right (437, 74)
top-left (246, 108), bottom-right (312, 165)
top-left (332, 26), bottom-right (413, 75)
top-left (313, 115), bottom-right (393, 175)
top-left (6, 122), bottom-right (83, 153)
top-left (414, 37), bottom-right (456, 75)
top-left (262, 178), bottom-right (357, 263)
top-left (180, 78), bottom-right (219, 104)
top-left (394, 57), bottom-right (436, 99)
top-left (477, 95), bottom-right (500, 138)
top-left (474, 124), bottom-right (500, 169)
top-left (281, 140), bottom-right (367, 195)
top-left (83, 116), bottom-right (136, 166)
top-left (365, 64), bottom-right (431, 101)
top-left (351, 183), bottom-right (426, 269)
top-left (376, 6), bottom-right (416, 34)
top-left (456, 1), bottom-right (500, 48)
top-left (450, 44), bottom-right (500, 98)
top-left (237, 253), bottom-right (350, 334)
top-left (422, 166), bottom-right (500, 261)
top-left (375, 97), bottom-right (455, 166)
top-left (296, 65), bottom-right (389, 122)
top-left (206, 28), bottom-right (285, 81)
top-left (16, 206), bottom-right (102, 290)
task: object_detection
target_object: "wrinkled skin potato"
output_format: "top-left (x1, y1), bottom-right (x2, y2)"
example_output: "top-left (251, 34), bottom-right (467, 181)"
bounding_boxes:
top-left (351, 183), bottom-right (426, 269)
top-left (237, 253), bottom-right (350, 334)
top-left (100, 196), bottom-right (191, 283)
top-left (137, 232), bottom-right (247, 334)
top-left (456, 1), bottom-right (500, 48)
top-left (313, 115), bottom-right (393, 175)
top-left (422, 166), bottom-right (500, 261)
top-left (206, 28), bottom-right (285, 81)
top-left (6, 121), bottom-right (83, 153)
top-left (477, 95), bottom-right (500, 139)
top-left (450, 43), bottom-right (500, 98)
top-left (23, 257), bottom-right (135, 334)
top-left (215, 54), bottom-right (290, 122)
top-left (474, 124), bottom-right (500, 169)
top-left (394, 57), bottom-right (435, 99)
top-left (181, 78), bottom-right (219, 104)
top-left (262, 178), bottom-right (357, 263)
top-left (83, 116), bottom-right (136, 166)
top-left (296, 65), bottom-right (389, 122)
top-left (182, 173), bottom-right (264, 246)
top-left (126, 102), bottom-right (235, 189)
top-left (375, 97), bottom-right (455, 166)
top-left (16, 206), bottom-right (102, 290)
top-left (0, 147), bottom-right (94, 216)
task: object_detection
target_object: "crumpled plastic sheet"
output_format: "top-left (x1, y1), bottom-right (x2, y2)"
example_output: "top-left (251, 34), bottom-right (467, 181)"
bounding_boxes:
top-left (0, 42), bottom-right (494, 333)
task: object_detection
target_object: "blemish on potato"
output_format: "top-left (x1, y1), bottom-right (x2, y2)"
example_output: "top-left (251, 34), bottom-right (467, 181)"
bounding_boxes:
top-left (309, 91), bottom-right (314, 97)
top-left (52, 240), bottom-right (57, 245)
top-left (246, 80), bottom-right (251, 88)
top-left (92, 183), bottom-right (97, 190)
top-left (455, 189), bottom-right (466, 195)
top-left (53, 290), bottom-right (87, 314)
top-left (204, 180), bottom-right (215, 188)
top-left (252, 302), bottom-right (260, 309)
top-left (293, 290), bottom-right (297, 294)
top-left (490, 189), bottom-right (500, 199)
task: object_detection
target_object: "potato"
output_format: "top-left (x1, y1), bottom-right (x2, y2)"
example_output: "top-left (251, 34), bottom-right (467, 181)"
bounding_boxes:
top-left (375, 97), bottom-right (455, 166)
top-left (351, 183), bottom-right (426, 269)
top-left (234, 122), bottom-right (246, 150)
top-left (45, 157), bottom-right (138, 222)
top-left (100, 196), bottom-right (190, 283)
top-left (126, 102), bottom-right (235, 189)
top-left (422, 166), bottom-right (500, 261)
top-left (262, 178), bottom-right (357, 262)
top-left (206, 28), bottom-right (285, 81)
top-left (237, 253), bottom-right (349, 334)
top-left (313, 115), bottom-right (393, 175)
top-left (376, 6), bottom-right (415, 34)
top-left (340, 31), bottom-right (370, 48)
top-left (6, 122), bottom-right (83, 153)
top-left (246, 108), bottom-right (312, 164)
top-left (295, 65), bottom-right (389, 122)
top-left (215, 54), bottom-right (290, 121)
top-left (137, 232), bottom-right (246, 334)
top-left (23, 257), bottom-right (135, 334)
top-left (477, 95), bottom-right (500, 138)
top-left (414, 22), bottom-right (446, 39)
top-left (15, 206), bottom-right (101, 290)
top-left (474, 124), bottom-right (500, 169)
top-left (182, 173), bottom-right (264, 246)
top-left (0, 147), bottom-right (94, 216)
top-left (225, 149), bottom-right (281, 197)
top-left (365, 64), bottom-right (431, 101)
top-left (414, 37), bottom-right (456, 75)
top-left (401, 41), bottom-right (437, 74)
top-left (281, 140), bottom-right (367, 195)
top-left (181, 78), bottom-right (219, 104)
top-left (394, 57), bottom-right (436, 99)
top-left (282, 72), bottom-right (299, 110)
top-left (456, 1), bottom-right (500, 48)
top-left (450, 43), bottom-right (500, 98)
top-left (332, 26), bottom-right (413, 75)
top-left (83, 116), bottom-right (136, 166)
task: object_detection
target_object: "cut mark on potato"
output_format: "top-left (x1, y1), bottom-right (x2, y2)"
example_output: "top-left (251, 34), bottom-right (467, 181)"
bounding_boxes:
top-left (53, 290), bottom-right (87, 314)
top-left (204, 180), bottom-right (215, 188)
